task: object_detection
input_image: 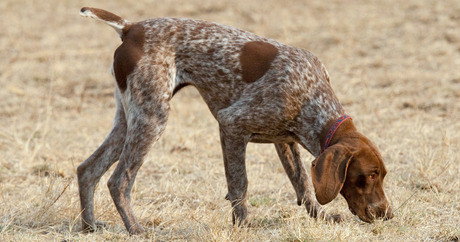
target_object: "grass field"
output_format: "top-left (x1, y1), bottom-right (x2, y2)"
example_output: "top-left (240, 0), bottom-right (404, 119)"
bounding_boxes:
top-left (1, 0), bottom-right (459, 240)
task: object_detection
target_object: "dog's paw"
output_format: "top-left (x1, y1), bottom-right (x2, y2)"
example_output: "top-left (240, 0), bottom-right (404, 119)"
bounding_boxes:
top-left (81, 220), bottom-right (108, 233)
top-left (95, 221), bottom-right (108, 229)
top-left (329, 214), bottom-right (343, 223)
top-left (128, 224), bottom-right (146, 235)
top-left (320, 213), bottom-right (343, 223)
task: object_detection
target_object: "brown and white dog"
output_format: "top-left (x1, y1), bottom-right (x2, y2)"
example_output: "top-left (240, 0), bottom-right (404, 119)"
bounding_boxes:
top-left (77, 7), bottom-right (393, 234)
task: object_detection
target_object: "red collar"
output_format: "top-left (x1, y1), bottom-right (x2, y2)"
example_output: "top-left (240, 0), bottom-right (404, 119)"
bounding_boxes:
top-left (322, 115), bottom-right (352, 151)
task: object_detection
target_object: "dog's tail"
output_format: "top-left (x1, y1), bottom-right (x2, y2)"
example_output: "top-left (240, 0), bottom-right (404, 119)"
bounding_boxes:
top-left (80, 7), bottom-right (129, 38)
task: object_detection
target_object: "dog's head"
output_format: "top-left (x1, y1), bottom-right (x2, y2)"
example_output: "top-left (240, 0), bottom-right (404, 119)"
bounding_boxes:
top-left (312, 122), bottom-right (393, 223)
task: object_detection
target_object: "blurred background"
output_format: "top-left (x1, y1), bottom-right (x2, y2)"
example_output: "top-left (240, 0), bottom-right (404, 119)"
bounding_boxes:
top-left (0, 0), bottom-right (459, 240)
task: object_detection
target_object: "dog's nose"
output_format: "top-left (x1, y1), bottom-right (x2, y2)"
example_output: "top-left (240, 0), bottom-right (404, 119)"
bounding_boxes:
top-left (381, 206), bottom-right (394, 220)
top-left (383, 210), bottom-right (394, 220)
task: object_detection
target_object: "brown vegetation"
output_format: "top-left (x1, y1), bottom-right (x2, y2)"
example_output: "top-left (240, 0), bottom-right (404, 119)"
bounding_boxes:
top-left (0, 0), bottom-right (459, 240)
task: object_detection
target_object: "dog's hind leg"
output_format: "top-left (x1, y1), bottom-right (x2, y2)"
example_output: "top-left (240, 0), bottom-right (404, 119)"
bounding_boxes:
top-left (107, 98), bottom-right (169, 234)
top-left (106, 59), bottom-right (174, 234)
top-left (77, 88), bottom-right (127, 232)
top-left (274, 142), bottom-right (342, 222)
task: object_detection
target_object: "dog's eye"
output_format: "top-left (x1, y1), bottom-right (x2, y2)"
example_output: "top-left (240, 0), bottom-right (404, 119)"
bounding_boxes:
top-left (368, 174), bottom-right (376, 180)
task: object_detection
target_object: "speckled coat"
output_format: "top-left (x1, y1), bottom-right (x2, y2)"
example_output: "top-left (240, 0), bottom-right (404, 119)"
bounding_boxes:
top-left (77, 7), bottom-right (392, 235)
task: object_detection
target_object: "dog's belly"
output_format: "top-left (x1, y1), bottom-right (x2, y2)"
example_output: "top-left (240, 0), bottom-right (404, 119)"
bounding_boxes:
top-left (249, 132), bottom-right (298, 144)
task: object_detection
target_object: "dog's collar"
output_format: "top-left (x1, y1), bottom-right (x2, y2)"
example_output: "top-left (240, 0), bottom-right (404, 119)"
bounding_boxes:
top-left (322, 115), bottom-right (352, 151)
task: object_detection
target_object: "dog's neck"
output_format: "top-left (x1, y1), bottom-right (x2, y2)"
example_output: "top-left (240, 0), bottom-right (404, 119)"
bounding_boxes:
top-left (318, 117), bottom-right (358, 154)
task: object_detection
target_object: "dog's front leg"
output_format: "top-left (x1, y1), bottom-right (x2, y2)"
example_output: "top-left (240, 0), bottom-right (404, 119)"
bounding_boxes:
top-left (219, 127), bottom-right (250, 226)
top-left (274, 143), bottom-right (342, 222)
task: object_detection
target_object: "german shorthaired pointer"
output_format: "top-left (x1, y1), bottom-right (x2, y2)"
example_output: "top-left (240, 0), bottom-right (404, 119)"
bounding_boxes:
top-left (77, 7), bottom-right (393, 234)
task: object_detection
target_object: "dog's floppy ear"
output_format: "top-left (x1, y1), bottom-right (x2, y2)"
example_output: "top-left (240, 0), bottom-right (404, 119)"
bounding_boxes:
top-left (311, 144), bottom-right (353, 205)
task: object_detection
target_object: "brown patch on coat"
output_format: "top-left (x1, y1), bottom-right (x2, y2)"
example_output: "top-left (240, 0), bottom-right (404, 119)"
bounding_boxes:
top-left (113, 24), bottom-right (145, 92)
top-left (240, 41), bottom-right (278, 83)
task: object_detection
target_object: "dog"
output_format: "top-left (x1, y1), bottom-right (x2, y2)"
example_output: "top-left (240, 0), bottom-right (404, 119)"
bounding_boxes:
top-left (77, 7), bottom-right (394, 234)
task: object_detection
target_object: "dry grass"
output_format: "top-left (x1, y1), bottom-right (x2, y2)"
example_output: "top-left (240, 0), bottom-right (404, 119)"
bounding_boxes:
top-left (1, 0), bottom-right (459, 241)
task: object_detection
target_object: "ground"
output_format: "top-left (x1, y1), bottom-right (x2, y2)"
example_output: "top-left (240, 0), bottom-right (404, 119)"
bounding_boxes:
top-left (0, 0), bottom-right (459, 240)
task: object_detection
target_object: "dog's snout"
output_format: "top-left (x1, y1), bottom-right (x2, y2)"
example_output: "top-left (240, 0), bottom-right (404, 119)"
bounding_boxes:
top-left (382, 206), bottom-right (394, 220)
top-left (375, 203), bottom-right (393, 221)
top-left (383, 213), bottom-right (393, 220)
